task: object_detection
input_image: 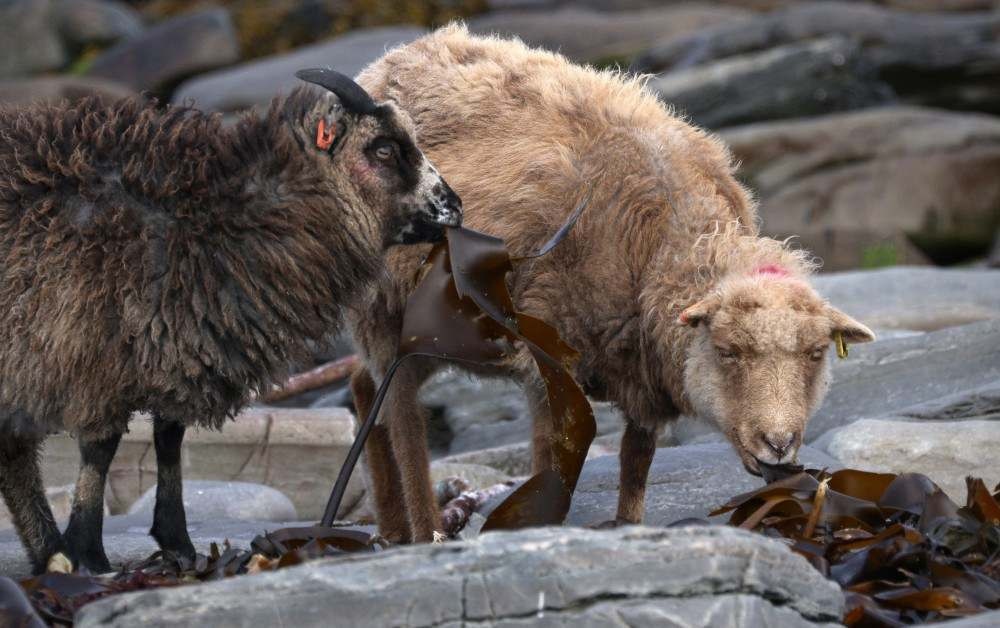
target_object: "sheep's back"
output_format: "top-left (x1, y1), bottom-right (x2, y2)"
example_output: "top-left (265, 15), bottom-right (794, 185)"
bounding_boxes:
top-left (354, 26), bottom-right (755, 365)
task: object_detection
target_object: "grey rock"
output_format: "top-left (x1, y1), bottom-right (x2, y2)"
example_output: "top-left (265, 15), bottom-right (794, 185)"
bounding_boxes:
top-left (565, 444), bottom-right (841, 527)
top-left (75, 526), bottom-right (844, 627)
top-left (723, 107), bottom-right (1000, 269)
top-left (0, 0), bottom-right (66, 78)
top-left (127, 481), bottom-right (297, 522)
top-left (0, 484), bottom-right (107, 532)
top-left (420, 369), bottom-right (624, 456)
top-left (650, 37), bottom-right (894, 129)
top-left (813, 417), bottom-right (1000, 501)
top-left (172, 26), bottom-right (424, 114)
top-left (87, 8), bottom-right (238, 92)
top-left (469, 4), bottom-right (749, 64)
top-left (38, 407), bottom-right (363, 522)
top-left (937, 610), bottom-right (1000, 627)
top-left (808, 319), bottom-right (1000, 441)
top-left (635, 2), bottom-right (1000, 113)
top-left (893, 381), bottom-right (1000, 421)
top-left (433, 441), bottom-right (534, 477)
top-left (0, 75), bottom-right (134, 106)
top-left (990, 229), bottom-right (1000, 268)
top-left (0, 514), bottom-right (315, 578)
top-left (55, 0), bottom-right (143, 48)
top-left (430, 462), bottom-right (514, 491)
top-left (813, 267), bottom-right (1000, 331)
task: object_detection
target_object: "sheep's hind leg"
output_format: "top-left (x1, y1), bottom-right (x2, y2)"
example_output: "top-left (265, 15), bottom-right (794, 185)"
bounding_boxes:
top-left (0, 435), bottom-right (65, 574)
top-left (63, 431), bottom-right (121, 573)
top-left (149, 419), bottom-right (195, 560)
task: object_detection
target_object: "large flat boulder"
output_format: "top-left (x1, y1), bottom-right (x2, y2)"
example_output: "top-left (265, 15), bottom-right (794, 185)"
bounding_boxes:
top-left (723, 107), bottom-right (1000, 268)
top-left (813, 417), bottom-right (1000, 501)
top-left (565, 443), bottom-right (840, 527)
top-left (172, 26), bottom-right (424, 114)
top-left (812, 267), bottom-right (1000, 330)
top-left (808, 319), bottom-right (1000, 440)
top-left (75, 526), bottom-right (844, 627)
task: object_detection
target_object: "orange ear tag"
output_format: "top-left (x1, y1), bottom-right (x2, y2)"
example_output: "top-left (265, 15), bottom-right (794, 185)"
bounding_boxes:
top-left (316, 119), bottom-right (336, 150)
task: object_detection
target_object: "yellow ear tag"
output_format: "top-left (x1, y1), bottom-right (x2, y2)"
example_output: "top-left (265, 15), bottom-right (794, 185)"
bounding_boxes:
top-left (834, 330), bottom-right (848, 359)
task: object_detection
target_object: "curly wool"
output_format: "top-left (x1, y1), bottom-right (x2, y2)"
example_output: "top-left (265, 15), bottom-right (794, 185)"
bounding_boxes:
top-left (0, 91), bottom-right (381, 438)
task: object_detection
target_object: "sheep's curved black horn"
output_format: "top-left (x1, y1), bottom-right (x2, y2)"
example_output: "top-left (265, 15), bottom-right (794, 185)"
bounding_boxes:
top-left (295, 68), bottom-right (377, 115)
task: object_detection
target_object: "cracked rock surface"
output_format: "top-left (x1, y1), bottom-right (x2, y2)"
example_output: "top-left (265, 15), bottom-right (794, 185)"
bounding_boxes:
top-left (75, 526), bottom-right (843, 627)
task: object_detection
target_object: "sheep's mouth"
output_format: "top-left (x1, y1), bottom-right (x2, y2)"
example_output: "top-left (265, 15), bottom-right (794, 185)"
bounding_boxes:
top-left (395, 216), bottom-right (448, 245)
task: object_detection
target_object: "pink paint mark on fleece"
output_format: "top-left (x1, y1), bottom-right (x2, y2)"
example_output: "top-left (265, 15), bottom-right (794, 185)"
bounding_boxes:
top-left (752, 264), bottom-right (791, 278)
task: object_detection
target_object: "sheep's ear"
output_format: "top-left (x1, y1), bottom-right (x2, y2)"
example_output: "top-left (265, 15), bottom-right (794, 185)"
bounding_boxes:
top-left (677, 295), bottom-right (721, 328)
top-left (295, 68), bottom-right (377, 115)
top-left (826, 307), bottom-right (876, 343)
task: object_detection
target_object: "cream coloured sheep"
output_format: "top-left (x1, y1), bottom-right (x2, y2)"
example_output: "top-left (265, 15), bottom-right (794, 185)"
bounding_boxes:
top-left (349, 25), bottom-right (875, 542)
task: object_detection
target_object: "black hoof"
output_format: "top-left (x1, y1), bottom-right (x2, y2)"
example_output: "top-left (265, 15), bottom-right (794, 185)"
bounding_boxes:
top-left (152, 528), bottom-right (196, 562)
top-left (65, 549), bottom-right (113, 574)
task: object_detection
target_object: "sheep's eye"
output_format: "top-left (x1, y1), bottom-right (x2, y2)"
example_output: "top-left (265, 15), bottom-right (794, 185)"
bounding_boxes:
top-left (809, 347), bottom-right (825, 361)
top-left (716, 347), bottom-right (738, 361)
top-left (372, 140), bottom-right (397, 162)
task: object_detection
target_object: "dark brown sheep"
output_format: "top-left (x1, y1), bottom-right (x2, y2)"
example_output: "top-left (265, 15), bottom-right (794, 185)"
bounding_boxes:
top-left (0, 69), bottom-right (462, 574)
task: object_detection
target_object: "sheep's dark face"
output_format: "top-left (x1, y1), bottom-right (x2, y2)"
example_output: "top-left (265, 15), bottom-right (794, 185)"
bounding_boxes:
top-left (347, 101), bottom-right (463, 246)
top-left (289, 70), bottom-right (462, 248)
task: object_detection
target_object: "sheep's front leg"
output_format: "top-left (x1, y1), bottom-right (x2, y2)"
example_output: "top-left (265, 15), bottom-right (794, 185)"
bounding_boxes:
top-left (0, 435), bottom-right (65, 574)
top-left (524, 380), bottom-right (554, 474)
top-left (63, 431), bottom-right (121, 573)
top-left (149, 419), bottom-right (195, 560)
top-left (351, 368), bottom-right (410, 543)
top-left (614, 419), bottom-right (660, 524)
top-left (384, 363), bottom-right (439, 543)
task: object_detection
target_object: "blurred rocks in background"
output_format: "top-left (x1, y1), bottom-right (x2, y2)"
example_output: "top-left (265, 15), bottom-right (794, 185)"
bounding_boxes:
top-left (86, 8), bottom-right (239, 92)
top-left (723, 107), bottom-right (1000, 269)
top-left (172, 26), bottom-right (423, 113)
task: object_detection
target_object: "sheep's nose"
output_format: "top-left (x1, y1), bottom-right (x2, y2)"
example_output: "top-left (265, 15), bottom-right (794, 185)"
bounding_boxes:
top-left (762, 432), bottom-right (797, 460)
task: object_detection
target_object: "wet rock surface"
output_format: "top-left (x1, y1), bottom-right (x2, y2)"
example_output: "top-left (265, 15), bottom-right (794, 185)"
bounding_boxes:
top-left (75, 526), bottom-right (844, 628)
